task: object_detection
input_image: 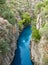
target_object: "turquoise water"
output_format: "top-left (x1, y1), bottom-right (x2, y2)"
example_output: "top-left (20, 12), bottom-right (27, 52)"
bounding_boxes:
top-left (11, 26), bottom-right (34, 65)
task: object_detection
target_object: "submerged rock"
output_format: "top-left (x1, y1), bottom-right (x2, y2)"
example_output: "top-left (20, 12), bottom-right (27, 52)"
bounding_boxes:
top-left (31, 36), bottom-right (48, 65)
top-left (0, 17), bottom-right (19, 65)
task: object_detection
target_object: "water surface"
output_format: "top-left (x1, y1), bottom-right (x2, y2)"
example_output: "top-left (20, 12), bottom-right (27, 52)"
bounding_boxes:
top-left (11, 26), bottom-right (34, 65)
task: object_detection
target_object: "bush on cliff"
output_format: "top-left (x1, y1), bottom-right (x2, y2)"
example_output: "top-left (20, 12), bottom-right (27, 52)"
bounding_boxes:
top-left (32, 0), bottom-right (48, 42)
top-left (18, 12), bottom-right (31, 30)
top-left (32, 26), bottom-right (41, 42)
top-left (0, 39), bottom-right (10, 54)
top-left (35, 2), bottom-right (45, 14)
top-left (0, 0), bottom-right (16, 25)
top-left (21, 12), bottom-right (31, 25)
top-left (0, 0), bottom-right (6, 4)
top-left (35, 0), bottom-right (48, 14)
top-left (39, 22), bottom-right (48, 37)
top-left (2, 10), bottom-right (16, 25)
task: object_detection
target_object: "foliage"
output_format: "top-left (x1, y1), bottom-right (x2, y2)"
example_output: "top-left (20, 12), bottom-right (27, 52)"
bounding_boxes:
top-left (2, 10), bottom-right (16, 25)
top-left (0, 4), bottom-right (7, 15)
top-left (43, 0), bottom-right (48, 6)
top-left (0, 0), bottom-right (6, 4)
top-left (9, 0), bottom-right (31, 11)
top-left (18, 19), bottom-right (25, 30)
top-left (32, 0), bottom-right (48, 42)
top-left (0, 1), bottom-right (16, 25)
top-left (0, 38), bottom-right (10, 54)
top-left (35, 0), bottom-right (48, 14)
top-left (34, 2), bottom-right (44, 14)
top-left (31, 15), bottom-right (37, 27)
top-left (21, 12), bottom-right (31, 21)
top-left (21, 12), bottom-right (31, 26)
top-left (32, 26), bottom-right (41, 42)
top-left (18, 12), bottom-right (31, 30)
top-left (39, 22), bottom-right (48, 36)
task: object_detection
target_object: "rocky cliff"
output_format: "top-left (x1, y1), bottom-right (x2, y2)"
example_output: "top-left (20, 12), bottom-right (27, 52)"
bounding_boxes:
top-left (0, 17), bottom-right (19, 65)
top-left (31, 36), bottom-right (48, 65)
top-left (31, 0), bottom-right (48, 65)
top-left (31, 13), bottom-right (48, 65)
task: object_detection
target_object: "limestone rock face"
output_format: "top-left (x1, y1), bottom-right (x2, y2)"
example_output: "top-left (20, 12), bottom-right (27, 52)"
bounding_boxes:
top-left (31, 36), bottom-right (48, 65)
top-left (0, 17), bottom-right (19, 65)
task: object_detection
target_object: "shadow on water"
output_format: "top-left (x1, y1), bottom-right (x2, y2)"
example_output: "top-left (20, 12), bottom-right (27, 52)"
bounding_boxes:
top-left (11, 41), bottom-right (21, 65)
top-left (11, 26), bottom-right (34, 65)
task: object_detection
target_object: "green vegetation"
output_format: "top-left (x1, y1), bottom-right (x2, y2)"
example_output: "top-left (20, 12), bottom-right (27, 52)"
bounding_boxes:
top-left (35, 0), bottom-right (48, 14)
top-left (35, 2), bottom-right (45, 14)
top-left (0, 0), bottom-right (31, 26)
top-left (2, 10), bottom-right (16, 25)
top-left (0, 0), bottom-right (16, 25)
top-left (40, 22), bottom-right (48, 37)
top-left (32, 26), bottom-right (41, 42)
top-left (0, 0), bottom-right (6, 4)
top-left (32, 0), bottom-right (48, 42)
top-left (0, 0), bottom-right (32, 55)
top-left (18, 12), bottom-right (31, 30)
top-left (0, 0), bottom-right (48, 50)
top-left (0, 38), bottom-right (10, 54)
top-left (0, 29), bottom-right (10, 55)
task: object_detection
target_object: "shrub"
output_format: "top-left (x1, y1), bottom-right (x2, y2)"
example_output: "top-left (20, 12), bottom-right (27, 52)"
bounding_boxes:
top-left (44, 0), bottom-right (48, 6)
top-left (35, 2), bottom-right (45, 14)
top-left (32, 0), bottom-right (48, 42)
top-left (34, 0), bottom-right (48, 14)
top-left (0, 38), bottom-right (10, 54)
top-left (39, 22), bottom-right (48, 36)
top-left (18, 19), bottom-right (25, 30)
top-left (18, 12), bottom-right (32, 30)
top-left (32, 26), bottom-right (41, 42)
top-left (0, 0), bottom-right (6, 4)
top-left (0, 1), bottom-right (16, 25)
top-left (0, 4), bottom-right (7, 15)
top-left (21, 12), bottom-right (31, 24)
top-left (2, 10), bottom-right (16, 25)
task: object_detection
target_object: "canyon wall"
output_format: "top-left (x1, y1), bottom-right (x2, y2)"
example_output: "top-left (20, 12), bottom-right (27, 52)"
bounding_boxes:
top-left (0, 17), bottom-right (19, 65)
top-left (31, 36), bottom-right (48, 65)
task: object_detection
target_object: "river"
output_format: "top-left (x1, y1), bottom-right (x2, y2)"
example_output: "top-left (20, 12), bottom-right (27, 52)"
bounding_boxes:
top-left (11, 26), bottom-right (34, 65)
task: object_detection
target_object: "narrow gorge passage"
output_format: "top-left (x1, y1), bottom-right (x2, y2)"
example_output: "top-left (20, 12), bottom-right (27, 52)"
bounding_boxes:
top-left (11, 26), bottom-right (34, 65)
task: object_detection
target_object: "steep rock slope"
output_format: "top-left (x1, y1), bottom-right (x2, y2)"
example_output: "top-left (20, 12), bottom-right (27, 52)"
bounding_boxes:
top-left (0, 17), bottom-right (19, 65)
top-left (31, 0), bottom-right (48, 65)
top-left (31, 36), bottom-right (48, 65)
